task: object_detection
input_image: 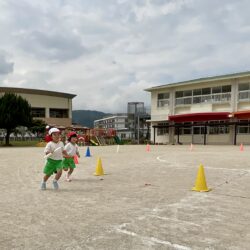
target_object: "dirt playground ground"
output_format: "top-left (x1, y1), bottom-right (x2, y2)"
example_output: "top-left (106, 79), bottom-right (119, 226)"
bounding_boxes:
top-left (1, 144), bottom-right (250, 250)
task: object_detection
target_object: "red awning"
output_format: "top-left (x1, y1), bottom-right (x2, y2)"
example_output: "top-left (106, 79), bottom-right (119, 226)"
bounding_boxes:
top-left (169, 112), bottom-right (230, 123)
top-left (232, 110), bottom-right (250, 119)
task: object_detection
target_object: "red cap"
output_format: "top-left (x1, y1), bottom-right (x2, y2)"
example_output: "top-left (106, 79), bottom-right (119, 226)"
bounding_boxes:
top-left (67, 131), bottom-right (77, 138)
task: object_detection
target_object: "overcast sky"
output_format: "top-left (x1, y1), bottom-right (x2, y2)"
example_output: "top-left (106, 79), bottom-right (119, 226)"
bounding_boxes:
top-left (0, 0), bottom-right (250, 112)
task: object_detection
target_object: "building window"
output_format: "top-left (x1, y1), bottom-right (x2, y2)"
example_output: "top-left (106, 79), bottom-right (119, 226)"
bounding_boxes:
top-left (157, 93), bottom-right (169, 107)
top-left (208, 121), bottom-right (229, 134)
top-left (50, 109), bottom-right (68, 118)
top-left (238, 83), bottom-right (249, 91)
top-left (31, 108), bottom-right (45, 118)
top-left (157, 123), bottom-right (169, 135)
top-left (174, 122), bottom-right (191, 135)
top-left (183, 122), bottom-right (192, 134)
top-left (238, 120), bottom-right (250, 134)
top-left (238, 83), bottom-right (250, 101)
top-left (121, 133), bottom-right (126, 139)
top-left (176, 91), bottom-right (183, 98)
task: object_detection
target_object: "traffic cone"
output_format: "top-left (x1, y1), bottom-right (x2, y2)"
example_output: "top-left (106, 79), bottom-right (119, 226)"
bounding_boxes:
top-left (240, 143), bottom-right (244, 151)
top-left (190, 143), bottom-right (193, 151)
top-left (146, 143), bottom-right (150, 152)
top-left (85, 146), bottom-right (91, 157)
top-left (94, 157), bottom-right (104, 176)
top-left (74, 155), bottom-right (79, 164)
top-left (192, 164), bottom-right (211, 192)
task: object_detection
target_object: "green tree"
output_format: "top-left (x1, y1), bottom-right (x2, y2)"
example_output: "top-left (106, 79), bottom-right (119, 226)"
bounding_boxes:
top-left (30, 119), bottom-right (46, 138)
top-left (0, 93), bottom-right (32, 145)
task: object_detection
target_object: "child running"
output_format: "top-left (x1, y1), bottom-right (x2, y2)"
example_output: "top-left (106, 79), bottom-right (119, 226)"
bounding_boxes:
top-left (62, 131), bottom-right (80, 182)
top-left (41, 128), bottom-right (65, 190)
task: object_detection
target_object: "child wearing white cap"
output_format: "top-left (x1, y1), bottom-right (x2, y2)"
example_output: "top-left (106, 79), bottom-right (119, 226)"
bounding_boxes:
top-left (41, 128), bottom-right (65, 190)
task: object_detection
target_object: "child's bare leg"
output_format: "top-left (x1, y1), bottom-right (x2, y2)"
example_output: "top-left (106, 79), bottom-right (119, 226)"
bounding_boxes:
top-left (54, 169), bottom-right (62, 181)
top-left (41, 175), bottom-right (50, 190)
top-left (68, 168), bottom-right (74, 177)
top-left (43, 175), bottom-right (50, 182)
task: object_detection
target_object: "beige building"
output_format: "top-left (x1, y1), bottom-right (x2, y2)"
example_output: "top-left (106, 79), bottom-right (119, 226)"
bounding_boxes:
top-left (145, 71), bottom-right (250, 145)
top-left (0, 87), bottom-right (76, 127)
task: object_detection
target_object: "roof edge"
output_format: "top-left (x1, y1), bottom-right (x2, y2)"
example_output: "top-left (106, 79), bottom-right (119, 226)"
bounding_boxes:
top-left (145, 70), bottom-right (250, 92)
top-left (0, 87), bottom-right (76, 99)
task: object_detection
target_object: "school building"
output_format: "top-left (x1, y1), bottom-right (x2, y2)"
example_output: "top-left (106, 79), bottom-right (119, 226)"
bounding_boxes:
top-left (94, 113), bottom-right (132, 139)
top-left (0, 87), bottom-right (76, 127)
top-left (145, 71), bottom-right (250, 145)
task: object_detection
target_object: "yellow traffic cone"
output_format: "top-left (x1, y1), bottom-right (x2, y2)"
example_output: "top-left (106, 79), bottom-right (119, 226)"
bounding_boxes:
top-left (192, 164), bottom-right (211, 192)
top-left (94, 157), bottom-right (104, 176)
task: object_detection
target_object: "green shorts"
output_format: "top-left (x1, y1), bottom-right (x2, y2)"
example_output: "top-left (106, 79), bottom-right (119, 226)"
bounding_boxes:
top-left (62, 158), bottom-right (76, 169)
top-left (43, 158), bottom-right (63, 176)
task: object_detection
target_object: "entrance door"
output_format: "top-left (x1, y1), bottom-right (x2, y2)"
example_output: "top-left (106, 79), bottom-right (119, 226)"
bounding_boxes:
top-left (192, 126), bottom-right (204, 144)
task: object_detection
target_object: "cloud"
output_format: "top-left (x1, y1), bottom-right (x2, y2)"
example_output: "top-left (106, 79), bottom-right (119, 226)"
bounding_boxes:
top-left (0, 0), bottom-right (250, 112)
top-left (0, 52), bottom-right (14, 75)
top-left (18, 30), bottom-right (87, 61)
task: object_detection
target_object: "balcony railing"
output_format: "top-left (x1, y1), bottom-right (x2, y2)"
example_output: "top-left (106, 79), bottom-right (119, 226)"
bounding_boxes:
top-left (175, 92), bottom-right (231, 106)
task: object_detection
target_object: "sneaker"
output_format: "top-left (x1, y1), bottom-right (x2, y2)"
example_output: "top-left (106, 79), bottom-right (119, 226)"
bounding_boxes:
top-left (66, 177), bottom-right (72, 182)
top-left (41, 182), bottom-right (46, 190)
top-left (65, 174), bottom-right (72, 182)
top-left (53, 180), bottom-right (59, 190)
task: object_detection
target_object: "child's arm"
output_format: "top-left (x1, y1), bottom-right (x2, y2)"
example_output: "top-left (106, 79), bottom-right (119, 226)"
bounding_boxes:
top-left (44, 143), bottom-right (52, 155)
top-left (44, 146), bottom-right (63, 159)
top-left (62, 149), bottom-right (70, 158)
top-left (62, 143), bottom-right (71, 158)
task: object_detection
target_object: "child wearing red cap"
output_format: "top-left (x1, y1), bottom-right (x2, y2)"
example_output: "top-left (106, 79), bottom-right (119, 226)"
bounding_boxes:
top-left (62, 131), bottom-right (80, 182)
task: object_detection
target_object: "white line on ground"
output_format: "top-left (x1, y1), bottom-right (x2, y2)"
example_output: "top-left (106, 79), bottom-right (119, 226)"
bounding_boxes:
top-left (156, 156), bottom-right (250, 172)
top-left (116, 227), bottom-right (191, 250)
top-left (148, 215), bottom-right (201, 227)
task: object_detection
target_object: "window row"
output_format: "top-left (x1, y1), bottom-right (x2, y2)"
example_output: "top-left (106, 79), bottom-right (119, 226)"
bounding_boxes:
top-left (31, 108), bottom-right (69, 118)
top-left (175, 85), bottom-right (231, 98)
top-left (176, 93), bottom-right (231, 105)
top-left (157, 83), bottom-right (250, 107)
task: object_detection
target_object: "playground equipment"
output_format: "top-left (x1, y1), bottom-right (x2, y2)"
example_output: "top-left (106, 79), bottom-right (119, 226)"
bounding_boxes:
top-left (57, 127), bottom-right (120, 146)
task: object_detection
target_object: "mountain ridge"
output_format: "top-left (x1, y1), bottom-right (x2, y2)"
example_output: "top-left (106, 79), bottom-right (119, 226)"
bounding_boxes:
top-left (72, 110), bottom-right (112, 128)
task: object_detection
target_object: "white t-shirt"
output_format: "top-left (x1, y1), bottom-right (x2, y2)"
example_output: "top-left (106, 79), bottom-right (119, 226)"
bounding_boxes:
top-left (64, 142), bottom-right (79, 157)
top-left (44, 141), bottom-right (64, 160)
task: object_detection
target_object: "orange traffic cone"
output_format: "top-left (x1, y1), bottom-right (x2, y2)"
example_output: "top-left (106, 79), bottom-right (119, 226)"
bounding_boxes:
top-left (74, 155), bottom-right (79, 164)
top-left (192, 164), bottom-right (211, 192)
top-left (240, 143), bottom-right (244, 151)
top-left (94, 157), bottom-right (104, 176)
top-left (190, 143), bottom-right (193, 151)
top-left (146, 143), bottom-right (150, 152)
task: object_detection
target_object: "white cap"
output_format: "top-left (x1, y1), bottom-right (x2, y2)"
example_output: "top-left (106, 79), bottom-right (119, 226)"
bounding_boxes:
top-left (46, 125), bottom-right (50, 129)
top-left (49, 128), bottom-right (60, 135)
